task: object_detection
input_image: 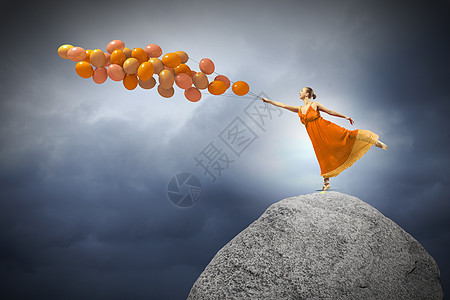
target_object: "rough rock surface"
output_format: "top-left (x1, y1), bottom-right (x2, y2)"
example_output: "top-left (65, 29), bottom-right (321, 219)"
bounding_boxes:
top-left (188, 192), bottom-right (443, 299)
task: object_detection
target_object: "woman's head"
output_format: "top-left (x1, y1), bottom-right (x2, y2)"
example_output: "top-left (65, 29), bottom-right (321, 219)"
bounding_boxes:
top-left (300, 87), bottom-right (317, 100)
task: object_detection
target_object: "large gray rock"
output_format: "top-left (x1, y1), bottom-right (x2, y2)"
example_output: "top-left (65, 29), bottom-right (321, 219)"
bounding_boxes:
top-left (188, 192), bottom-right (443, 299)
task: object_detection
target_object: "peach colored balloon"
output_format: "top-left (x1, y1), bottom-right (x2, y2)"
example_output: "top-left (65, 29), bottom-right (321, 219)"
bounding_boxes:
top-left (90, 49), bottom-right (106, 68)
top-left (110, 50), bottom-right (126, 66)
top-left (174, 51), bottom-right (189, 63)
top-left (159, 69), bottom-right (175, 89)
top-left (75, 61), bottom-right (93, 78)
top-left (132, 47), bottom-right (148, 64)
top-left (214, 75), bottom-right (230, 89)
top-left (57, 44), bottom-right (73, 59)
top-left (145, 44), bottom-right (162, 58)
top-left (67, 47), bottom-right (87, 62)
top-left (190, 70), bottom-right (196, 77)
top-left (93, 67), bottom-right (108, 84)
top-left (199, 58), bottom-right (215, 75)
top-left (174, 64), bottom-right (191, 76)
top-left (164, 66), bottom-right (176, 76)
top-left (232, 81), bottom-right (250, 96)
top-left (123, 74), bottom-right (138, 90)
top-left (123, 47), bottom-right (132, 59)
top-left (138, 77), bottom-right (156, 89)
top-left (107, 64), bottom-right (125, 81)
top-left (106, 40), bottom-right (125, 54)
top-left (103, 53), bottom-right (111, 67)
top-left (175, 73), bottom-right (193, 89)
top-left (158, 85), bottom-right (174, 98)
top-left (193, 72), bottom-right (209, 89)
top-left (137, 62), bottom-right (154, 81)
top-left (185, 87), bottom-right (201, 102)
top-left (149, 58), bottom-right (164, 74)
top-left (123, 58), bottom-right (139, 74)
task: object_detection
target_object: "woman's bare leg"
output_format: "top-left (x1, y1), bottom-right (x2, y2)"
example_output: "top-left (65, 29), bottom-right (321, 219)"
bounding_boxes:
top-left (375, 140), bottom-right (388, 150)
top-left (322, 177), bottom-right (330, 191)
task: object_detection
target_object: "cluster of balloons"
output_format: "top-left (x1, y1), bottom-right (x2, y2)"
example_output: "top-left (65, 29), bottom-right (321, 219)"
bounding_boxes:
top-left (57, 40), bottom-right (250, 102)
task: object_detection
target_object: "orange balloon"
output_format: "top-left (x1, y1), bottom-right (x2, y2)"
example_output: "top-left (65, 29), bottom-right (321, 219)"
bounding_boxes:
top-left (174, 51), bottom-right (189, 63)
top-left (162, 53), bottom-right (181, 68)
top-left (132, 47), bottom-right (148, 64)
top-left (137, 62), bottom-right (154, 81)
top-left (193, 72), bottom-right (209, 89)
top-left (232, 81), bottom-right (249, 96)
top-left (149, 58), bottom-right (164, 74)
top-left (84, 49), bottom-right (92, 64)
top-left (159, 69), bottom-right (175, 89)
top-left (75, 61), bottom-right (94, 78)
top-left (123, 47), bottom-right (132, 59)
top-left (138, 77), bottom-right (157, 89)
top-left (174, 64), bottom-right (191, 76)
top-left (158, 85), bottom-right (175, 98)
top-left (90, 49), bottom-right (106, 68)
top-left (110, 50), bottom-right (126, 66)
top-left (57, 44), bottom-right (73, 59)
top-left (123, 58), bottom-right (140, 74)
top-left (208, 80), bottom-right (227, 95)
top-left (123, 74), bottom-right (138, 90)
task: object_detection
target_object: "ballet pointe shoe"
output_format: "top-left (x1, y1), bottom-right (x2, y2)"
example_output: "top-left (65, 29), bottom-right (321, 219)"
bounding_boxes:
top-left (322, 182), bottom-right (330, 191)
top-left (376, 140), bottom-right (388, 150)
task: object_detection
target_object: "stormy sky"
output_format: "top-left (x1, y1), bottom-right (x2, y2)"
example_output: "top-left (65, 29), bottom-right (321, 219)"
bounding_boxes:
top-left (1, 0), bottom-right (449, 298)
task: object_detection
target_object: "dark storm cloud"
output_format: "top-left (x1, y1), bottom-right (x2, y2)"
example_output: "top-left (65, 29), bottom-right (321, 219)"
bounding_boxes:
top-left (1, 0), bottom-right (449, 299)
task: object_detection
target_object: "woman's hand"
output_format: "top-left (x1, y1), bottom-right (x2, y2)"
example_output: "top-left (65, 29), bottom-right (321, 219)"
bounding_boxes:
top-left (345, 116), bottom-right (354, 125)
top-left (262, 97), bottom-right (271, 103)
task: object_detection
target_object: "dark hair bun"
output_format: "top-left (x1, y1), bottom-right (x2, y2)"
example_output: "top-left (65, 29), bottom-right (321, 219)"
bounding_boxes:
top-left (313, 93), bottom-right (317, 99)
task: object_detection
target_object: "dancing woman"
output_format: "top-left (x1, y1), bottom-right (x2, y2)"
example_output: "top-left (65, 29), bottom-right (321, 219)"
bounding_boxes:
top-left (262, 87), bottom-right (387, 191)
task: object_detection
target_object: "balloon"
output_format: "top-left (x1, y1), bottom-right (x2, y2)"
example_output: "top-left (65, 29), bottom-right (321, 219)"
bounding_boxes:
top-left (138, 77), bottom-right (156, 89)
top-left (123, 58), bottom-right (139, 74)
top-left (174, 50), bottom-right (189, 63)
top-left (193, 72), bottom-right (209, 89)
top-left (123, 74), bottom-right (138, 90)
top-left (93, 67), bottom-right (107, 84)
top-left (159, 69), bottom-right (175, 89)
top-left (84, 49), bottom-right (92, 63)
top-left (123, 47), bottom-right (132, 59)
top-left (103, 52), bottom-right (111, 67)
top-left (190, 70), bottom-right (196, 77)
top-left (132, 47), bottom-right (148, 64)
top-left (75, 61), bottom-right (93, 78)
top-left (107, 64), bottom-right (125, 81)
top-left (164, 66), bottom-right (176, 76)
top-left (106, 40), bottom-right (125, 54)
top-left (232, 81), bottom-right (249, 96)
top-left (90, 49), bottom-right (106, 68)
top-left (67, 47), bottom-right (87, 62)
top-left (57, 44), bottom-right (73, 59)
top-left (185, 87), bottom-right (201, 102)
top-left (214, 75), bottom-right (230, 89)
top-left (162, 53), bottom-right (181, 68)
top-left (175, 73), bottom-right (193, 89)
top-left (208, 80), bottom-right (227, 95)
top-left (145, 44), bottom-right (162, 58)
top-left (158, 85), bottom-right (175, 98)
top-left (137, 62), bottom-right (154, 81)
top-left (199, 58), bottom-right (215, 75)
top-left (149, 58), bottom-right (164, 74)
top-left (174, 64), bottom-right (191, 76)
top-left (110, 49), bottom-right (126, 66)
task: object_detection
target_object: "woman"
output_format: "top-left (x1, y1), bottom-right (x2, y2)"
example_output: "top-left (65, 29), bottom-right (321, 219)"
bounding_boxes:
top-left (262, 87), bottom-right (387, 191)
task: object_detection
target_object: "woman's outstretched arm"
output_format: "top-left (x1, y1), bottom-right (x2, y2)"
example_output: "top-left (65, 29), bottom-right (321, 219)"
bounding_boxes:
top-left (316, 102), bottom-right (354, 125)
top-left (262, 97), bottom-right (299, 113)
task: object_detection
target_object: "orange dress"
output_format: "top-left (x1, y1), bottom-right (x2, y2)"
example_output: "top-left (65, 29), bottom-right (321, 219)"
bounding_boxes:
top-left (298, 103), bottom-right (379, 178)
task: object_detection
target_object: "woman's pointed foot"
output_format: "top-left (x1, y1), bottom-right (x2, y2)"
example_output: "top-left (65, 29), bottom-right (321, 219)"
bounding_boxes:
top-left (375, 140), bottom-right (388, 150)
top-left (322, 183), bottom-right (331, 191)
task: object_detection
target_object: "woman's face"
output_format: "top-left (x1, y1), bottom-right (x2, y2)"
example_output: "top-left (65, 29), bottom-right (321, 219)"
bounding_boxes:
top-left (299, 88), bottom-right (307, 100)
